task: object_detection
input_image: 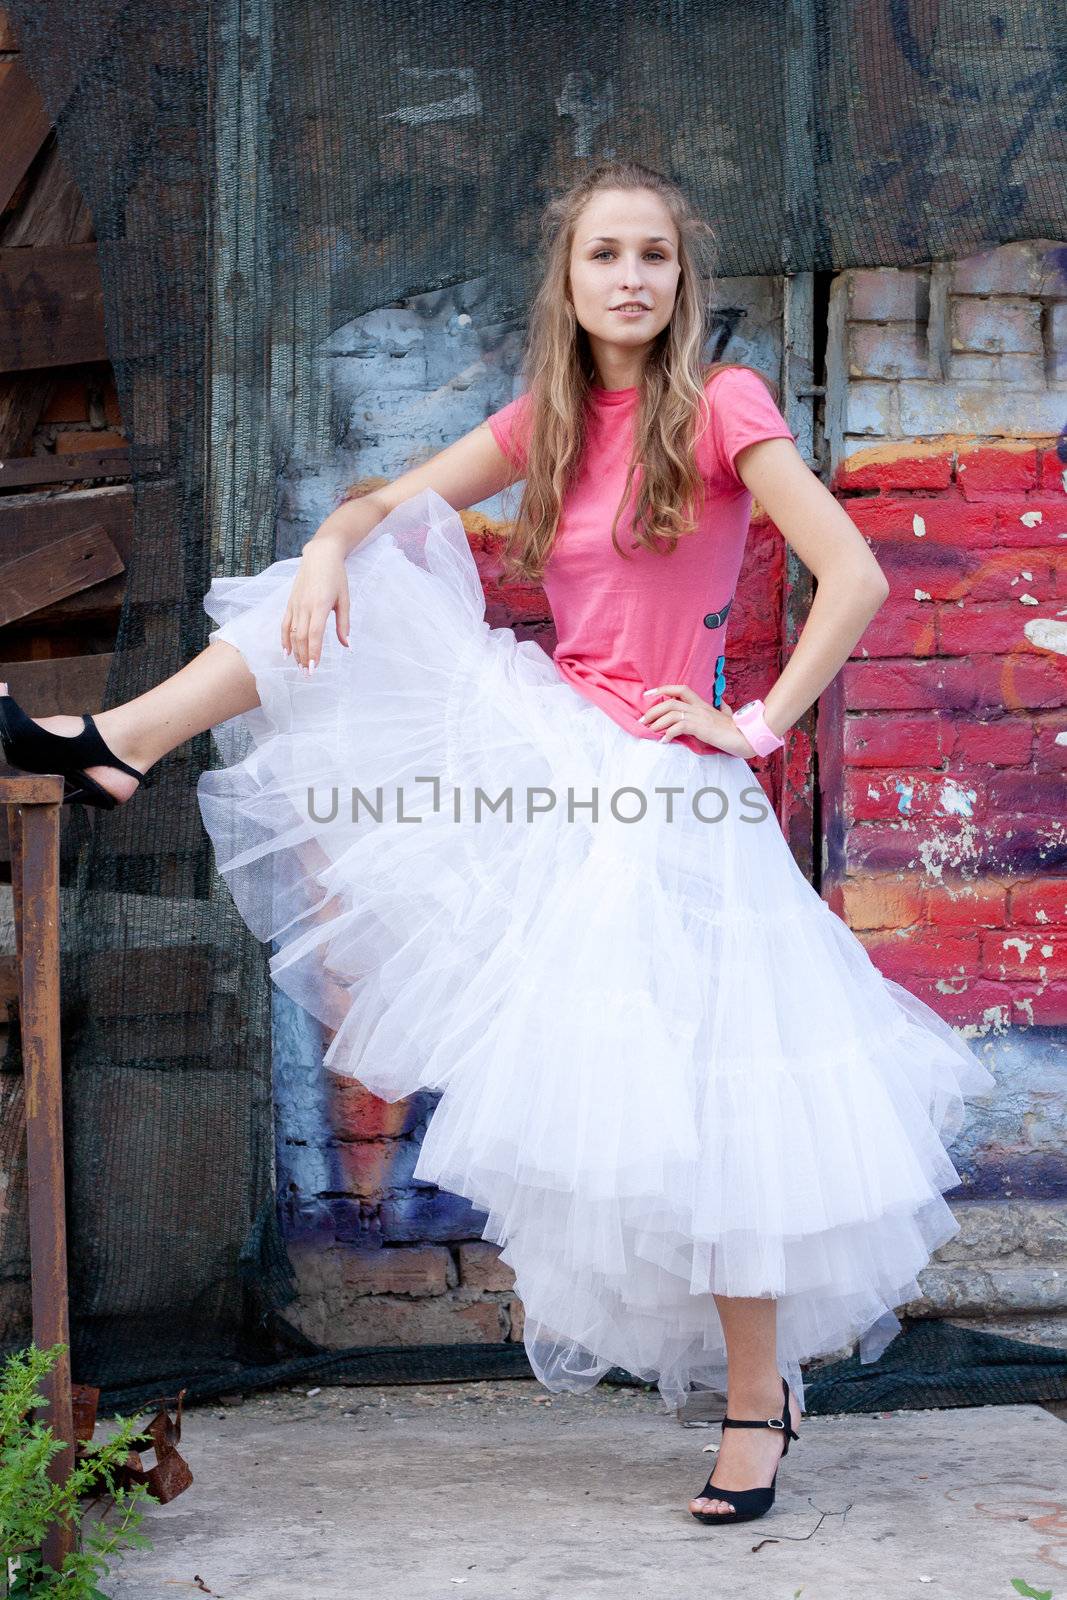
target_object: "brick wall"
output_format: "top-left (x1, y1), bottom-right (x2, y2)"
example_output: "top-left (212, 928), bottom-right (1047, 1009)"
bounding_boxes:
top-left (822, 241), bottom-right (1066, 1045)
top-left (819, 242), bottom-right (1067, 1326)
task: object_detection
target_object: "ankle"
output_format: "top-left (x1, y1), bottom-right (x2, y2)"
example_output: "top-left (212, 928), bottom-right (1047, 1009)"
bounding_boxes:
top-left (91, 708), bottom-right (154, 772)
top-left (724, 1373), bottom-right (786, 1416)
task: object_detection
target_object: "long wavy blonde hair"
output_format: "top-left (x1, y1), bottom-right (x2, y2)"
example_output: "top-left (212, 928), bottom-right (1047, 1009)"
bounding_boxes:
top-left (492, 159), bottom-right (778, 585)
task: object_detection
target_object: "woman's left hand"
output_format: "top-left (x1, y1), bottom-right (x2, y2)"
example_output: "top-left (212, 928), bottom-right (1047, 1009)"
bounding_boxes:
top-left (638, 684), bottom-right (759, 758)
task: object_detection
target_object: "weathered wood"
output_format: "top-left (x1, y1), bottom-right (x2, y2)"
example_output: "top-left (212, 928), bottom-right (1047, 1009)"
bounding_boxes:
top-left (0, 243), bottom-right (106, 370)
top-left (0, 485), bottom-right (133, 561)
top-left (0, 487), bottom-right (132, 622)
top-left (0, 448), bottom-right (133, 491)
top-left (0, 137), bottom-right (94, 249)
top-left (0, 59), bottom-right (51, 214)
top-left (0, 772), bottom-right (66, 802)
top-left (0, 374), bottom-right (55, 457)
top-left (0, 652), bottom-right (113, 714)
top-left (0, 525), bottom-right (125, 626)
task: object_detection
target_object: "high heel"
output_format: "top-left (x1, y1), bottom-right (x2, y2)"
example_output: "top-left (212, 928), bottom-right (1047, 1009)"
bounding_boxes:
top-left (689, 1375), bottom-right (800, 1526)
top-left (0, 690), bottom-right (153, 810)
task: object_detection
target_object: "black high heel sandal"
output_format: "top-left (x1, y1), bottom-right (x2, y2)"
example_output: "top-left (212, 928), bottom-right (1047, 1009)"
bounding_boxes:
top-left (0, 690), bottom-right (153, 810)
top-left (689, 1375), bottom-right (800, 1526)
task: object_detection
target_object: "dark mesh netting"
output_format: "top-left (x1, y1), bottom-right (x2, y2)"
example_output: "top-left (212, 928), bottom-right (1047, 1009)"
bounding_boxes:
top-left (2, 0), bottom-right (1065, 1404)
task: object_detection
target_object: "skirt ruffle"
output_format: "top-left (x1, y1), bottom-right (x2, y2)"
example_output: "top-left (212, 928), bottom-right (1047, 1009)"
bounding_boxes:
top-left (197, 487), bottom-right (995, 1411)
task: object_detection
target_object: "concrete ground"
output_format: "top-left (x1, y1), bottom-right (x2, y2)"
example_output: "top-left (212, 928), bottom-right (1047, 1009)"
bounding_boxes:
top-left (103, 1378), bottom-right (1067, 1600)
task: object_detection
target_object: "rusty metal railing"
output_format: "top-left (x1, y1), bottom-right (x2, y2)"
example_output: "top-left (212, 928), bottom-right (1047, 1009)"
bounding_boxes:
top-left (3, 772), bottom-right (75, 1568)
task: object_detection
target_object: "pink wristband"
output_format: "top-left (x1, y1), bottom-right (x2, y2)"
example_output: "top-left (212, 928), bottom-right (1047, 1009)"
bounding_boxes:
top-left (730, 698), bottom-right (786, 757)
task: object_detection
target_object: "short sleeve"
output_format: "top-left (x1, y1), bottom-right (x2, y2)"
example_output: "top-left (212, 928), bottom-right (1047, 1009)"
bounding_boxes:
top-left (700, 366), bottom-right (796, 492)
top-left (485, 390), bottom-right (533, 475)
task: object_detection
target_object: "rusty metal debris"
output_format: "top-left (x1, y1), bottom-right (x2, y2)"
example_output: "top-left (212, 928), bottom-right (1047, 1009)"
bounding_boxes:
top-left (73, 1383), bottom-right (193, 1504)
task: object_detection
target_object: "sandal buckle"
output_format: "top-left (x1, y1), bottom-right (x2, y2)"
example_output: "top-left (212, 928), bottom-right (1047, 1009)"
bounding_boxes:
top-left (767, 1417), bottom-right (785, 1428)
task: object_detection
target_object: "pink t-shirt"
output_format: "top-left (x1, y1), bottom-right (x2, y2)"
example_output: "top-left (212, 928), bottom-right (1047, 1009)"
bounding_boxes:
top-left (485, 365), bottom-right (797, 757)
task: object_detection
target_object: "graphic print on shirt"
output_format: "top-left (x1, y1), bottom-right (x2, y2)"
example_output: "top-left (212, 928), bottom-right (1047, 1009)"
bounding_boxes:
top-left (702, 596), bottom-right (732, 708)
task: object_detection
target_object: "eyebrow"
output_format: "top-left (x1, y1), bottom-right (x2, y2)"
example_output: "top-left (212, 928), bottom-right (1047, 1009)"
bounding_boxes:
top-left (585, 235), bottom-right (673, 246)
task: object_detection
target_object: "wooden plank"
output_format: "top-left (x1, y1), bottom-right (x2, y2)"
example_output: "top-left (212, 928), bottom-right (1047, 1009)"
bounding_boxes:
top-left (0, 525), bottom-right (125, 626)
top-left (0, 374), bottom-right (55, 457)
top-left (0, 243), bottom-right (106, 371)
top-left (0, 484), bottom-right (133, 559)
top-left (0, 449), bottom-right (135, 491)
top-left (0, 653), bottom-right (113, 714)
top-left (1, 140), bottom-right (93, 250)
top-left (0, 60), bottom-right (51, 214)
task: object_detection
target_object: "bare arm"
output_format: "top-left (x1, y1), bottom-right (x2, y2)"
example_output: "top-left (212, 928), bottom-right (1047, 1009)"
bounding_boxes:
top-left (303, 421), bottom-right (517, 559)
top-left (283, 421), bottom-right (516, 669)
top-left (732, 436), bottom-right (890, 739)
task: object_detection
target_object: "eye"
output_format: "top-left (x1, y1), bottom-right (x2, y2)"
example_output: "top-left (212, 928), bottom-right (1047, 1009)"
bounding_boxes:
top-left (592, 250), bottom-right (669, 261)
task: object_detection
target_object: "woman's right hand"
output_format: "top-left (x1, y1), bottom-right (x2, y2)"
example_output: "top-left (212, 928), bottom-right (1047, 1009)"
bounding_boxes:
top-left (281, 535), bottom-right (352, 670)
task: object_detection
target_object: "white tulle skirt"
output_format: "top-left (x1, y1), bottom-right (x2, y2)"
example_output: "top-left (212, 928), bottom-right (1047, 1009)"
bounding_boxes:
top-left (197, 487), bottom-right (995, 1412)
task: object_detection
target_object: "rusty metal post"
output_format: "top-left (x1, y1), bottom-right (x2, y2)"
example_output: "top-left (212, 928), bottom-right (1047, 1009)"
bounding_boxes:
top-left (5, 773), bottom-right (75, 1569)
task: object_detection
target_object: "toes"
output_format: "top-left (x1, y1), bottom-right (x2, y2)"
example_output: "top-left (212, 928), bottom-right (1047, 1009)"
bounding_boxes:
top-left (690, 1495), bottom-right (733, 1515)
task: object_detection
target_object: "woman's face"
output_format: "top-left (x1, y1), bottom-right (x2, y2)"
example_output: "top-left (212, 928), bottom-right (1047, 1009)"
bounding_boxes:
top-left (568, 188), bottom-right (681, 381)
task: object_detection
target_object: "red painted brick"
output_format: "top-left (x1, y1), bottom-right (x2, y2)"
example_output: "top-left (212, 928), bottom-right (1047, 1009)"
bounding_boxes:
top-left (887, 975), bottom-right (1014, 1029)
top-left (987, 771), bottom-right (1066, 815)
top-left (1013, 983), bottom-right (1067, 1026)
top-left (845, 770), bottom-right (987, 824)
top-left (1038, 447), bottom-right (1067, 491)
top-left (855, 604), bottom-right (937, 657)
top-left (993, 502), bottom-right (1067, 544)
top-left (1034, 715), bottom-right (1067, 773)
top-left (875, 545), bottom-right (976, 601)
top-left (845, 656), bottom-right (1064, 713)
top-left (844, 715), bottom-right (948, 767)
top-left (843, 819), bottom-right (1055, 878)
top-left (967, 555), bottom-right (1060, 601)
top-left (835, 449), bottom-right (954, 493)
top-left (924, 878), bottom-right (1010, 928)
top-left (949, 719), bottom-right (1033, 767)
top-left (937, 602), bottom-right (1060, 656)
top-left (981, 930), bottom-right (1067, 981)
top-left (478, 570), bottom-right (552, 624)
top-left (955, 444), bottom-right (1040, 497)
top-left (850, 496), bottom-right (998, 548)
top-left (1008, 878), bottom-right (1067, 926)
top-left (860, 928), bottom-right (980, 981)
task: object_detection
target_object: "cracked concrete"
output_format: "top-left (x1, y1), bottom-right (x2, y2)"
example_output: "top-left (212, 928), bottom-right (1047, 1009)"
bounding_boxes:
top-left (102, 1378), bottom-right (1067, 1600)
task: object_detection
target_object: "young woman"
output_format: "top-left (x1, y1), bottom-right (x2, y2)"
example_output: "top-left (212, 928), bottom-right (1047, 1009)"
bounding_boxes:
top-left (0, 160), bottom-right (993, 1526)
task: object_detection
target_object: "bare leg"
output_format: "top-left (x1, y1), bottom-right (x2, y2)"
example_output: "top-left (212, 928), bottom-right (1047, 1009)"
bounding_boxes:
top-left (687, 1295), bottom-right (802, 1516)
top-left (0, 639), bottom-right (259, 804)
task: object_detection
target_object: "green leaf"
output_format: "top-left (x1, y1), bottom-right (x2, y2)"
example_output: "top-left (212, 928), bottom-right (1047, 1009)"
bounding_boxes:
top-left (1010, 1582), bottom-right (1053, 1600)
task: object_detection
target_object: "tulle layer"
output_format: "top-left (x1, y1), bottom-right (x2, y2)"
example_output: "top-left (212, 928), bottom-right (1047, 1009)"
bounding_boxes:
top-left (198, 488), bottom-right (995, 1411)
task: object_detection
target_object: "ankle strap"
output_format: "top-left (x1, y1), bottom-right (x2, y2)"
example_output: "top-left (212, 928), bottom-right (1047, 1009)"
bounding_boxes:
top-left (720, 1378), bottom-right (799, 1441)
top-left (721, 1415), bottom-right (797, 1437)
